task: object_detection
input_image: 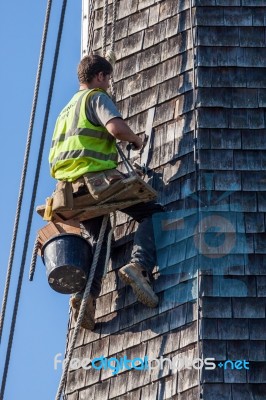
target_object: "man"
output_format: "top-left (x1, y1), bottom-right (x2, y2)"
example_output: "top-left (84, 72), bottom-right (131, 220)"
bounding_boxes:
top-left (49, 55), bottom-right (163, 330)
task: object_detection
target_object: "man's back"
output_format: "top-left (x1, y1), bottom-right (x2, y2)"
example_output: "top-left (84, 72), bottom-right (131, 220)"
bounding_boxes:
top-left (49, 88), bottom-right (119, 182)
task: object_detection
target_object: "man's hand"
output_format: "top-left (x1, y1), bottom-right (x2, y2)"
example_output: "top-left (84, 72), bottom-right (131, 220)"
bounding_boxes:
top-left (132, 136), bottom-right (144, 150)
top-left (106, 118), bottom-right (143, 149)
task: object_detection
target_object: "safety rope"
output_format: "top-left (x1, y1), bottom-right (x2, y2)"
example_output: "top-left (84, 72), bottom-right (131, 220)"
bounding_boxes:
top-left (29, 235), bottom-right (40, 282)
top-left (102, 0), bottom-right (108, 57)
top-left (109, 0), bottom-right (117, 100)
top-left (103, 211), bottom-right (117, 278)
top-left (87, 0), bottom-right (95, 54)
top-left (110, 0), bottom-right (117, 52)
top-left (0, 0), bottom-right (68, 398)
top-left (0, 0), bottom-right (53, 346)
top-left (55, 214), bottom-right (109, 400)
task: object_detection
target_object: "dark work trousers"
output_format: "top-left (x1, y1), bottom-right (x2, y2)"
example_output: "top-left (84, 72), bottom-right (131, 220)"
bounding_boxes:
top-left (80, 201), bottom-right (164, 299)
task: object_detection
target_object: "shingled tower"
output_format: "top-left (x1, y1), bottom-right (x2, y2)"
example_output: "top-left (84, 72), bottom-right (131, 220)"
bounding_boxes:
top-left (64, 1), bottom-right (266, 399)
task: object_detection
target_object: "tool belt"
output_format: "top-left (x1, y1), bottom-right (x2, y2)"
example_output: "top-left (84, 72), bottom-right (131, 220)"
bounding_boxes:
top-left (52, 169), bottom-right (125, 212)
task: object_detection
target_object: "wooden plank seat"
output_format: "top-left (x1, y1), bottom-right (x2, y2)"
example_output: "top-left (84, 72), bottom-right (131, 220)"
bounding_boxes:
top-left (36, 174), bottom-right (157, 222)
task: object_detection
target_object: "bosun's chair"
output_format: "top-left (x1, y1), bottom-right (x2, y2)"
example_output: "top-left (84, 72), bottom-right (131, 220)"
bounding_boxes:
top-left (36, 111), bottom-right (157, 294)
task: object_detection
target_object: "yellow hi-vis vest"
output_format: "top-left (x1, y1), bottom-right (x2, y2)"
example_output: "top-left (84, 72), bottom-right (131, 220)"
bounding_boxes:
top-left (49, 88), bottom-right (118, 182)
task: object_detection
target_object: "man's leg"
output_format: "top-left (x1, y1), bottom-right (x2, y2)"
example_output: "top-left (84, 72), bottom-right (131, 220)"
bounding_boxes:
top-left (124, 201), bottom-right (164, 271)
top-left (118, 201), bottom-right (164, 307)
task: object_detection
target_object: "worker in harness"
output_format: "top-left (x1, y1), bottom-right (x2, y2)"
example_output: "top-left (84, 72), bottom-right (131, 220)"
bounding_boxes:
top-left (49, 55), bottom-right (163, 330)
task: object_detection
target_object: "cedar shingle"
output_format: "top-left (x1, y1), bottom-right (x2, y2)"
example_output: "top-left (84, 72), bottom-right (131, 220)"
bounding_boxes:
top-left (108, 373), bottom-right (128, 398)
top-left (196, 6), bottom-right (224, 26)
top-left (232, 298), bottom-right (265, 318)
top-left (202, 297), bottom-right (232, 318)
top-left (216, 0), bottom-right (240, 4)
top-left (79, 386), bottom-right (95, 400)
top-left (239, 27), bottom-right (266, 46)
top-left (230, 192), bottom-right (257, 212)
top-left (249, 320), bottom-right (266, 340)
top-left (199, 149), bottom-right (234, 170)
top-left (209, 129), bottom-right (242, 149)
top-left (242, 0), bottom-right (266, 6)
top-left (202, 365), bottom-right (224, 383)
top-left (249, 341), bottom-right (266, 361)
top-left (203, 383), bottom-right (231, 400)
top-left (217, 318), bottom-right (249, 340)
top-left (252, 7), bottom-right (266, 26)
top-left (141, 382), bottom-right (159, 399)
top-left (148, 3), bottom-right (160, 26)
top-left (138, 0), bottom-right (155, 10)
top-left (198, 27), bottom-right (240, 46)
top-left (248, 362), bottom-right (266, 383)
top-left (159, 0), bottom-right (179, 21)
top-left (117, 0), bottom-right (138, 20)
top-left (224, 368), bottom-right (247, 384)
top-left (224, 7), bottom-right (253, 26)
top-left (256, 276), bottom-right (266, 297)
top-left (198, 67), bottom-right (247, 88)
top-left (177, 366), bottom-right (198, 392)
top-left (234, 150), bottom-right (262, 170)
top-left (202, 339), bottom-right (227, 359)
top-left (128, 9), bottom-right (149, 35)
top-left (232, 384), bottom-right (266, 400)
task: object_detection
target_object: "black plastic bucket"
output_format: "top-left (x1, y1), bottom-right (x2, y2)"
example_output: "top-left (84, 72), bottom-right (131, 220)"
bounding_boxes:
top-left (42, 233), bottom-right (92, 294)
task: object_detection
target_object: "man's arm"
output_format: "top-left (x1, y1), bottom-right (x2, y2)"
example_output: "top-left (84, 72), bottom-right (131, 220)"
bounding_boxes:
top-left (106, 118), bottom-right (143, 149)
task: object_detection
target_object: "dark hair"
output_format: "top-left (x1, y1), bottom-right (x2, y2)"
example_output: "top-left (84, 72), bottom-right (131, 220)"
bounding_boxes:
top-left (77, 54), bottom-right (113, 83)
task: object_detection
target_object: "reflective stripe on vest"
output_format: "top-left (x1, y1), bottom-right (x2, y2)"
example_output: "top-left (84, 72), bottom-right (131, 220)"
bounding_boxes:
top-left (49, 89), bottom-right (118, 182)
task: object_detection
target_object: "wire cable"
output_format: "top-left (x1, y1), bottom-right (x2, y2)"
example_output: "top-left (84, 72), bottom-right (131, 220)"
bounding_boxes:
top-left (0, 0), bottom-right (53, 346)
top-left (28, 235), bottom-right (40, 282)
top-left (0, 0), bottom-right (68, 397)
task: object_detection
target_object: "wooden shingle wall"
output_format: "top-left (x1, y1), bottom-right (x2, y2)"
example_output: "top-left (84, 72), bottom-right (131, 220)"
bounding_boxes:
top-left (196, 1), bottom-right (266, 399)
top-left (64, 1), bottom-right (266, 399)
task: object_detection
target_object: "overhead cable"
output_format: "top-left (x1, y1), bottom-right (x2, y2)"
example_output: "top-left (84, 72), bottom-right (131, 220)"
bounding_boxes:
top-left (0, 0), bottom-right (53, 346)
top-left (0, 0), bottom-right (68, 397)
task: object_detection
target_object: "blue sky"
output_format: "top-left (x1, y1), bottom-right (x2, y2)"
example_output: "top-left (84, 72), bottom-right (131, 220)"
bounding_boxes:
top-left (0, 1), bottom-right (82, 398)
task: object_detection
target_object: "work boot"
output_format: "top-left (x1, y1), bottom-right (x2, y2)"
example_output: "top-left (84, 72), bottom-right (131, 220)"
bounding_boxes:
top-left (70, 293), bottom-right (96, 330)
top-left (118, 262), bottom-right (158, 308)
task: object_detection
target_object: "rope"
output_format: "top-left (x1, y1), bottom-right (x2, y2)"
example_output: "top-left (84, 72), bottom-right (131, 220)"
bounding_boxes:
top-left (29, 235), bottom-right (40, 282)
top-left (0, 0), bottom-right (53, 346)
top-left (108, 0), bottom-right (117, 100)
top-left (0, 0), bottom-right (68, 397)
top-left (103, 211), bottom-right (116, 278)
top-left (110, 0), bottom-right (117, 52)
top-left (87, 0), bottom-right (95, 54)
top-left (102, 0), bottom-right (108, 57)
top-left (55, 214), bottom-right (109, 400)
